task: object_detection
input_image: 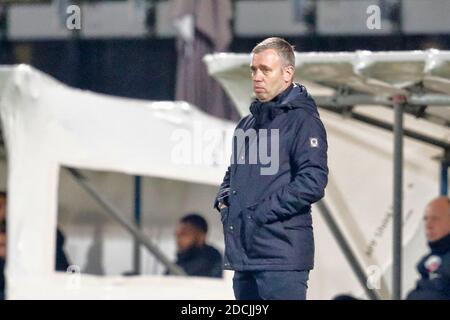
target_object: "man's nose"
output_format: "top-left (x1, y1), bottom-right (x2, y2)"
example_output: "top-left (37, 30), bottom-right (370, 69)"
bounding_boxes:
top-left (253, 70), bottom-right (263, 82)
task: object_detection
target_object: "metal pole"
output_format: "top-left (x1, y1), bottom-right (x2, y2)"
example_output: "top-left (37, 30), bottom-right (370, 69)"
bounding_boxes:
top-left (393, 100), bottom-right (404, 300)
top-left (440, 161), bottom-right (448, 196)
top-left (350, 112), bottom-right (450, 150)
top-left (319, 106), bottom-right (450, 150)
top-left (407, 94), bottom-right (450, 106)
top-left (316, 201), bottom-right (380, 300)
top-left (315, 93), bottom-right (450, 108)
top-left (133, 176), bottom-right (142, 275)
top-left (66, 168), bottom-right (186, 276)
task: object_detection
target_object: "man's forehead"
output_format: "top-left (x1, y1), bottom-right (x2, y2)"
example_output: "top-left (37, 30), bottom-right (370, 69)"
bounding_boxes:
top-left (251, 49), bottom-right (281, 66)
top-left (177, 222), bottom-right (198, 233)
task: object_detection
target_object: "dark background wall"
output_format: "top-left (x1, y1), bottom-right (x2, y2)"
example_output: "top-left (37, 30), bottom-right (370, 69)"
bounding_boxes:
top-left (0, 35), bottom-right (449, 101)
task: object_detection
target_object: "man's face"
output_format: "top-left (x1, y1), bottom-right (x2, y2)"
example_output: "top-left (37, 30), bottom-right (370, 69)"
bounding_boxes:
top-left (424, 198), bottom-right (450, 242)
top-left (251, 48), bottom-right (293, 102)
top-left (175, 222), bottom-right (203, 253)
top-left (0, 196), bottom-right (6, 222)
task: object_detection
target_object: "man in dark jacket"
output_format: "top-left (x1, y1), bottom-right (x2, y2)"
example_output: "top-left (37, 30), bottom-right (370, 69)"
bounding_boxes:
top-left (406, 196), bottom-right (450, 300)
top-left (214, 37), bottom-right (328, 300)
top-left (167, 213), bottom-right (223, 278)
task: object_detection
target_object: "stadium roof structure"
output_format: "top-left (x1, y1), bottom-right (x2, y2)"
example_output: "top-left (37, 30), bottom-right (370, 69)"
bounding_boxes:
top-left (205, 49), bottom-right (450, 300)
top-left (205, 50), bottom-right (450, 122)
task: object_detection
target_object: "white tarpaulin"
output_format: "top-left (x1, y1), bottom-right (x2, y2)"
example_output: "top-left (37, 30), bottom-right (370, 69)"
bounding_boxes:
top-left (0, 64), bottom-right (236, 299)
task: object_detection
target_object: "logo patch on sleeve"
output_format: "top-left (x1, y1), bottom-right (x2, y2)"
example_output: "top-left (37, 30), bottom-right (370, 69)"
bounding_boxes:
top-left (425, 255), bottom-right (442, 273)
top-left (310, 137), bottom-right (319, 148)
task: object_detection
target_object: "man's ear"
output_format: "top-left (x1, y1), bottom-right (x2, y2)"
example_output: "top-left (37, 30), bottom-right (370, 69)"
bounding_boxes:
top-left (283, 65), bottom-right (295, 83)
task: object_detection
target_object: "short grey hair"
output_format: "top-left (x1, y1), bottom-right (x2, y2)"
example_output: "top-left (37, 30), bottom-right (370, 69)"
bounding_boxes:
top-left (252, 37), bottom-right (295, 67)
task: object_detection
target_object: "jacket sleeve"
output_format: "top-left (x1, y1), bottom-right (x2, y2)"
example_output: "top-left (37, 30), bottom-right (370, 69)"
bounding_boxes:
top-left (213, 166), bottom-right (231, 212)
top-left (213, 116), bottom-right (250, 212)
top-left (250, 113), bottom-right (328, 225)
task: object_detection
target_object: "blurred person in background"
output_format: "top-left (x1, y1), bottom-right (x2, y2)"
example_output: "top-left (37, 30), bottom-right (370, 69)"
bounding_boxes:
top-left (170, 0), bottom-right (239, 122)
top-left (166, 213), bottom-right (222, 278)
top-left (335, 196), bottom-right (450, 300)
top-left (0, 191), bottom-right (71, 300)
top-left (406, 196), bottom-right (450, 300)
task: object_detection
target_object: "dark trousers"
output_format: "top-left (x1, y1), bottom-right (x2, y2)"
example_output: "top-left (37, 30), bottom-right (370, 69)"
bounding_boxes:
top-left (233, 270), bottom-right (309, 300)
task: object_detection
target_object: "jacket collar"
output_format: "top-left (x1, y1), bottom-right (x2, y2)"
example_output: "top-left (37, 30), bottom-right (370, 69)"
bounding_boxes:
top-left (429, 232), bottom-right (450, 255)
top-left (249, 84), bottom-right (297, 128)
top-left (271, 83), bottom-right (295, 104)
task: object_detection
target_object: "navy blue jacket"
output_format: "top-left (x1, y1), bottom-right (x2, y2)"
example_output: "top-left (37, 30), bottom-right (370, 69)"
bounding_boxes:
top-left (214, 83), bottom-right (328, 271)
top-left (406, 233), bottom-right (450, 300)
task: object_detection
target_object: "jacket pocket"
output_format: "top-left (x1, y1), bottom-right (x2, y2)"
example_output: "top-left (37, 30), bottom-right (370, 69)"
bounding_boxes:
top-left (282, 213), bottom-right (312, 230)
top-left (243, 217), bottom-right (290, 259)
top-left (243, 215), bottom-right (258, 252)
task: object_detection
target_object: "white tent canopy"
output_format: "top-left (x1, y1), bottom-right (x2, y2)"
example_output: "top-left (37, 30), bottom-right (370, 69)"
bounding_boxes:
top-left (0, 65), bottom-right (236, 299)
